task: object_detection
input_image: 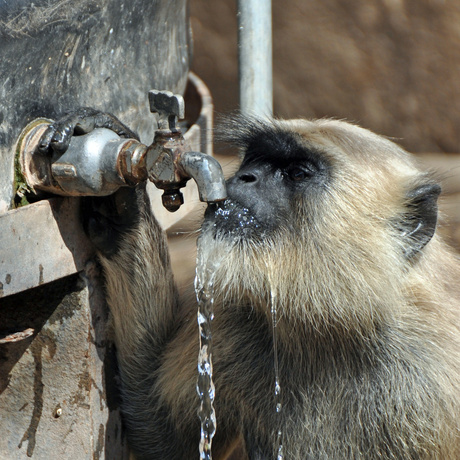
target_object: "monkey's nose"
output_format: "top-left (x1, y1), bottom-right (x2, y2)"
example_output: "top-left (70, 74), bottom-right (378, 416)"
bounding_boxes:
top-left (238, 172), bottom-right (258, 183)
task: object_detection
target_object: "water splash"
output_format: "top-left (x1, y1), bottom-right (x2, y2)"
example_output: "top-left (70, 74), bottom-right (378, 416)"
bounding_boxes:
top-left (195, 234), bottom-right (227, 460)
top-left (210, 199), bottom-right (261, 239)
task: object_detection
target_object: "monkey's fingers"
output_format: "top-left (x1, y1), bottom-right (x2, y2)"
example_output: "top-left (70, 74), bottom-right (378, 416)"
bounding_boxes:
top-left (91, 111), bottom-right (140, 141)
top-left (38, 119), bottom-right (75, 154)
top-left (37, 108), bottom-right (99, 155)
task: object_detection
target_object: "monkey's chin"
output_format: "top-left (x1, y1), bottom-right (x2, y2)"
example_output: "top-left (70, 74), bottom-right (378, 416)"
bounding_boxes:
top-left (203, 199), bottom-right (264, 242)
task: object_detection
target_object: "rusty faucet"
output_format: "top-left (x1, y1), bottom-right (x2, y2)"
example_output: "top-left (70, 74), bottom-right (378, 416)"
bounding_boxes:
top-left (17, 91), bottom-right (227, 212)
top-left (146, 90), bottom-right (227, 211)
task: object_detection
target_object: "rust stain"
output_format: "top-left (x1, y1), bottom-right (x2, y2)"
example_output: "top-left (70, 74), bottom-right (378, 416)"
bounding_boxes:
top-left (93, 423), bottom-right (105, 460)
top-left (90, 375), bottom-right (105, 412)
top-left (70, 368), bottom-right (91, 409)
top-left (18, 333), bottom-right (56, 457)
top-left (38, 265), bottom-right (44, 285)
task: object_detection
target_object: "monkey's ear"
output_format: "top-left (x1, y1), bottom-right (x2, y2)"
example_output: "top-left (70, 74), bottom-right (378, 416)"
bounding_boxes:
top-left (398, 183), bottom-right (441, 260)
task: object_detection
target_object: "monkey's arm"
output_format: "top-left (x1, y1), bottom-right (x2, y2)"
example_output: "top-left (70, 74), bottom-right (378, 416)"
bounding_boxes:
top-left (40, 111), bottom-right (197, 458)
top-left (87, 187), bottom-right (194, 458)
top-left (85, 186), bottom-right (179, 361)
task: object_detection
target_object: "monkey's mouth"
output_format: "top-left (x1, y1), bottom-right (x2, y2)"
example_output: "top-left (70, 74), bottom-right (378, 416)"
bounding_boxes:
top-left (204, 199), bottom-right (263, 240)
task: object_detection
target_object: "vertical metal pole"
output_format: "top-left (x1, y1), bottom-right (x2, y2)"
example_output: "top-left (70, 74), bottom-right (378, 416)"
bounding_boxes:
top-left (237, 0), bottom-right (273, 118)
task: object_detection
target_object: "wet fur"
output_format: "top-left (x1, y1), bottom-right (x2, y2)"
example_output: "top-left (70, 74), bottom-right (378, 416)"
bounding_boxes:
top-left (95, 117), bottom-right (460, 459)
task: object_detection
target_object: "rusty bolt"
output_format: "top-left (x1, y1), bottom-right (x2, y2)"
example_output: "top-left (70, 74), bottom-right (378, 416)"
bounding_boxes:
top-left (161, 190), bottom-right (184, 212)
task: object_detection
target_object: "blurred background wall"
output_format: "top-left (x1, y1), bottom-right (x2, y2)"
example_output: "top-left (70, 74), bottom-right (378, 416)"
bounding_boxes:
top-left (190, 0), bottom-right (460, 154)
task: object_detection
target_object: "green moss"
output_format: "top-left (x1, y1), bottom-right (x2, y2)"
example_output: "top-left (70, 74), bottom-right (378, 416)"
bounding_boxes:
top-left (13, 146), bottom-right (33, 208)
top-left (12, 118), bottom-right (52, 209)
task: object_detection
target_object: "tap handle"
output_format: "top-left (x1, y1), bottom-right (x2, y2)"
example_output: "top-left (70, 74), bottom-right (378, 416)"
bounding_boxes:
top-left (148, 90), bottom-right (185, 132)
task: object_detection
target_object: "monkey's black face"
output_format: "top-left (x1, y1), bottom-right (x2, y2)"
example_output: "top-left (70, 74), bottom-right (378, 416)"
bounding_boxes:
top-left (201, 116), bottom-right (443, 327)
top-left (204, 117), bottom-right (329, 241)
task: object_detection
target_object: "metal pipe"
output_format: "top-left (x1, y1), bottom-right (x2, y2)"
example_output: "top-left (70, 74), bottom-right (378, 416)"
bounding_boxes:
top-left (237, 0), bottom-right (273, 117)
top-left (17, 83), bottom-right (227, 213)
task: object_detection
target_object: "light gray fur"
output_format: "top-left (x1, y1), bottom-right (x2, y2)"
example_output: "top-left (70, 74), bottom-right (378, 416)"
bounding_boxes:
top-left (97, 118), bottom-right (460, 459)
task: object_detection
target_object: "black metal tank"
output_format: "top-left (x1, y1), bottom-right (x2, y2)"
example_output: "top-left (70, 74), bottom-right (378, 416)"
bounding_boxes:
top-left (0, 0), bottom-right (191, 210)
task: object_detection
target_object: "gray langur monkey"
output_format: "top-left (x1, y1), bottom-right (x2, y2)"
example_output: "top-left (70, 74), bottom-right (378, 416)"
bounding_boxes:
top-left (41, 113), bottom-right (460, 459)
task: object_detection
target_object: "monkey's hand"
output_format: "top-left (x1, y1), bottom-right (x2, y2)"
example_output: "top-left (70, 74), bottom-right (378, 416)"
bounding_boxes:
top-left (82, 184), bottom-right (149, 259)
top-left (35, 107), bottom-right (146, 258)
top-left (37, 107), bottom-right (139, 155)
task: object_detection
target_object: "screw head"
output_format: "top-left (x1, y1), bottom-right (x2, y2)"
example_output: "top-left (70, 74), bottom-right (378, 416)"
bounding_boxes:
top-left (53, 405), bottom-right (63, 418)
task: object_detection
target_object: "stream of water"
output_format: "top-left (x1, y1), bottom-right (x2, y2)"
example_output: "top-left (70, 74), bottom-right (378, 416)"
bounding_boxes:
top-left (194, 223), bottom-right (284, 459)
top-left (194, 235), bottom-right (226, 460)
top-left (270, 283), bottom-right (284, 460)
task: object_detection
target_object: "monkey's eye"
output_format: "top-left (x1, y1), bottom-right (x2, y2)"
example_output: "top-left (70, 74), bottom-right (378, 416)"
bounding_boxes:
top-left (285, 166), bottom-right (315, 181)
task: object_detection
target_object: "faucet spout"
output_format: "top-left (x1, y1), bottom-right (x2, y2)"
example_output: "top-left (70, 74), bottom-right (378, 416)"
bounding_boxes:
top-left (178, 151), bottom-right (227, 203)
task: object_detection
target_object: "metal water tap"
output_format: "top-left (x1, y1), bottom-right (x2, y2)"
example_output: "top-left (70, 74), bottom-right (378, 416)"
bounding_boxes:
top-left (147, 90), bottom-right (225, 211)
top-left (16, 91), bottom-right (227, 212)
